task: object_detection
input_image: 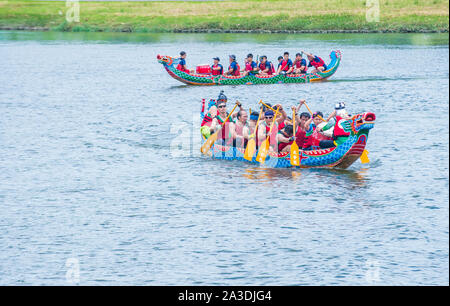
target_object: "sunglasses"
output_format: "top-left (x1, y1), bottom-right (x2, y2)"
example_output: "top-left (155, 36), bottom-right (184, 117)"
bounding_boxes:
top-left (265, 116), bottom-right (273, 119)
top-left (218, 105), bottom-right (226, 108)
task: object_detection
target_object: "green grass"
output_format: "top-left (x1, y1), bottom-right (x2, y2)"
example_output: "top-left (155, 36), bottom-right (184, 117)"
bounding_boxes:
top-left (0, 0), bottom-right (448, 32)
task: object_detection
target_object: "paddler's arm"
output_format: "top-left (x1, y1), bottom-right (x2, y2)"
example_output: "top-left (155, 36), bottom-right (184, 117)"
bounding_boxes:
top-left (296, 99), bottom-right (305, 113)
top-left (257, 123), bottom-right (266, 143)
top-left (302, 51), bottom-right (313, 58)
top-left (275, 104), bottom-right (287, 125)
top-left (317, 119), bottom-right (334, 133)
top-left (277, 133), bottom-right (291, 144)
top-left (326, 110), bottom-right (336, 122)
top-left (304, 117), bottom-right (314, 132)
top-left (209, 118), bottom-right (219, 133)
top-left (231, 102), bottom-right (243, 119)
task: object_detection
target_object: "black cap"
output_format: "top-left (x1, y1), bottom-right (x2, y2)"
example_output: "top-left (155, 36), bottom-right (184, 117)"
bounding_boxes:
top-left (217, 90), bottom-right (227, 102)
top-left (180, 51), bottom-right (186, 56)
top-left (229, 54), bottom-right (236, 60)
top-left (213, 57), bottom-right (220, 61)
top-left (247, 53), bottom-right (253, 58)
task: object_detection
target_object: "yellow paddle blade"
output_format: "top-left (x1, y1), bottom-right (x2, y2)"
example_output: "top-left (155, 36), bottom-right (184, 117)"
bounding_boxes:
top-left (256, 140), bottom-right (269, 164)
top-left (360, 149), bottom-right (370, 164)
top-left (200, 132), bottom-right (218, 154)
top-left (244, 138), bottom-right (256, 161)
top-left (290, 142), bottom-right (300, 166)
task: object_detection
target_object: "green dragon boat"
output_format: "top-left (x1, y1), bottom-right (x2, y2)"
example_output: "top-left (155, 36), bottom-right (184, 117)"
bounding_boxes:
top-left (157, 50), bottom-right (341, 86)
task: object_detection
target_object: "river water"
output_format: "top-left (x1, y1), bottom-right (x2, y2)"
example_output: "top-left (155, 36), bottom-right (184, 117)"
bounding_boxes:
top-left (0, 31), bottom-right (448, 285)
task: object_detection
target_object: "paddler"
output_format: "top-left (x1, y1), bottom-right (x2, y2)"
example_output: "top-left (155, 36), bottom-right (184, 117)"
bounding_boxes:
top-left (242, 53), bottom-right (258, 76)
top-left (257, 104), bottom-right (287, 150)
top-left (248, 111), bottom-right (260, 135)
top-left (200, 91), bottom-right (227, 139)
top-left (277, 125), bottom-right (295, 153)
top-left (292, 100), bottom-right (311, 149)
top-left (293, 52), bottom-right (308, 74)
top-left (257, 56), bottom-right (275, 76)
top-left (224, 55), bottom-right (241, 76)
top-left (302, 111), bottom-right (324, 151)
top-left (176, 51), bottom-right (191, 73)
top-left (211, 57), bottom-right (223, 75)
top-left (276, 52), bottom-right (294, 75)
top-left (209, 100), bottom-right (236, 146)
top-left (302, 51), bottom-right (328, 73)
top-left (234, 110), bottom-right (250, 148)
top-left (317, 102), bottom-right (352, 149)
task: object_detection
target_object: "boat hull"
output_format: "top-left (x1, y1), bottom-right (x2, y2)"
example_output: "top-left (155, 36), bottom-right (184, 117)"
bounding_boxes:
top-left (207, 131), bottom-right (370, 169)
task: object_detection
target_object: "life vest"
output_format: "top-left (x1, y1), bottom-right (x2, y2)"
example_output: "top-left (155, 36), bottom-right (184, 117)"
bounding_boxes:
top-left (229, 62), bottom-right (240, 76)
top-left (310, 56), bottom-right (326, 69)
top-left (201, 113), bottom-right (213, 127)
top-left (295, 59), bottom-right (307, 73)
top-left (217, 114), bottom-right (234, 142)
top-left (211, 64), bottom-right (222, 75)
top-left (245, 61), bottom-right (255, 71)
top-left (278, 130), bottom-right (293, 152)
top-left (280, 59), bottom-right (291, 71)
top-left (295, 128), bottom-right (306, 148)
top-left (259, 62), bottom-right (275, 75)
top-left (302, 124), bottom-right (316, 149)
top-left (262, 122), bottom-right (278, 147)
top-left (176, 61), bottom-right (190, 73)
top-left (332, 116), bottom-right (351, 139)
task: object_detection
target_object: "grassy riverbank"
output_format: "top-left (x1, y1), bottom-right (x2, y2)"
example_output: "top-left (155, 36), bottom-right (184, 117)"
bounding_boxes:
top-left (0, 0), bottom-right (448, 33)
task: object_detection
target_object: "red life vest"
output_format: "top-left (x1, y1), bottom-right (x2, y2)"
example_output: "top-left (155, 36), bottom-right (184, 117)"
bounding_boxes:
top-left (280, 59), bottom-right (291, 71)
top-left (333, 116), bottom-right (351, 139)
top-left (211, 64), bottom-right (222, 75)
top-left (278, 131), bottom-right (293, 152)
top-left (310, 56), bottom-right (326, 69)
top-left (245, 61), bottom-right (254, 71)
top-left (262, 123), bottom-right (278, 147)
top-left (201, 113), bottom-right (213, 127)
top-left (229, 63), bottom-right (241, 76)
top-left (259, 62), bottom-right (275, 75)
top-left (295, 128), bottom-right (306, 148)
top-left (176, 63), bottom-right (190, 73)
top-left (295, 59), bottom-right (307, 73)
top-left (302, 125), bottom-right (316, 149)
top-left (217, 115), bottom-right (233, 142)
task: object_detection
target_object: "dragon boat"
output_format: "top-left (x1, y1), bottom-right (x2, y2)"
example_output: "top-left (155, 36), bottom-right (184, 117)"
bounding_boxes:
top-left (157, 51), bottom-right (341, 86)
top-left (201, 110), bottom-right (375, 169)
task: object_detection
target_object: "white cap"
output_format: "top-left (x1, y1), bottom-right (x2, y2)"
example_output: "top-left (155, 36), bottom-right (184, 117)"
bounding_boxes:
top-left (335, 102), bottom-right (346, 110)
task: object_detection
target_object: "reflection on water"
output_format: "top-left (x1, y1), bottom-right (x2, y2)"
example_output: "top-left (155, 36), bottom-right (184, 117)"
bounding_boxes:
top-left (242, 166), bottom-right (369, 187)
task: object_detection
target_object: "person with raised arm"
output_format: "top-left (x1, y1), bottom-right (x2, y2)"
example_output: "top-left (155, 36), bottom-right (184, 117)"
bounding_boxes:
top-left (302, 51), bottom-right (328, 73)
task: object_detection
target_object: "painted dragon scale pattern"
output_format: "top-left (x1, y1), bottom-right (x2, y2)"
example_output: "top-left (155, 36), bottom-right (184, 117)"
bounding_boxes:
top-left (157, 51), bottom-right (341, 86)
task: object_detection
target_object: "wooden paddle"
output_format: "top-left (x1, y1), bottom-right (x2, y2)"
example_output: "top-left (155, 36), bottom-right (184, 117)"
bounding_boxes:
top-left (303, 101), bottom-right (326, 122)
top-left (244, 104), bottom-right (263, 161)
top-left (290, 109), bottom-right (300, 166)
top-left (260, 101), bottom-right (276, 112)
top-left (200, 102), bottom-right (239, 155)
top-left (256, 108), bottom-right (279, 164)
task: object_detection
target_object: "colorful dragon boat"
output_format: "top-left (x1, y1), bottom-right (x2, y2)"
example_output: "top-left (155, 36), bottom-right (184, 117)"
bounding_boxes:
top-left (201, 110), bottom-right (375, 169)
top-left (157, 51), bottom-right (341, 86)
